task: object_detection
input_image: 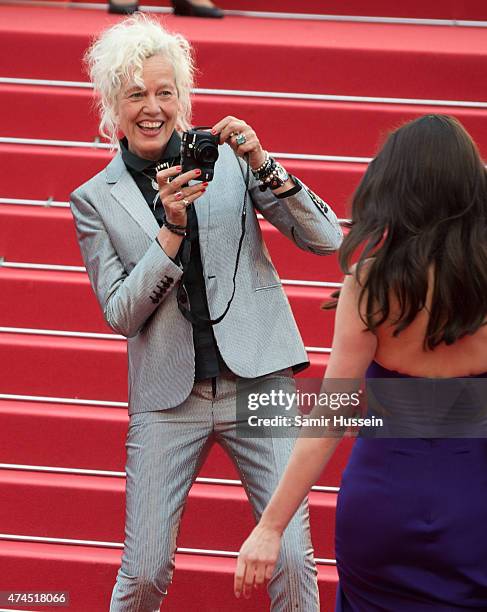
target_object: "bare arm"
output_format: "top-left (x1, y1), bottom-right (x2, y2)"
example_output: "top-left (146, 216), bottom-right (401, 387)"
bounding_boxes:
top-left (234, 270), bottom-right (377, 599)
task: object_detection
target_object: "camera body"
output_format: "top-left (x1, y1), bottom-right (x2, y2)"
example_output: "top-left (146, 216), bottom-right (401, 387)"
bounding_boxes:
top-left (180, 128), bottom-right (220, 182)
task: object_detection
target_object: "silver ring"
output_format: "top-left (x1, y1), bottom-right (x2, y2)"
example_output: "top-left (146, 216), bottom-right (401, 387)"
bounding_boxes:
top-left (235, 133), bottom-right (247, 146)
top-left (182, 198), bottom-right (191, 207)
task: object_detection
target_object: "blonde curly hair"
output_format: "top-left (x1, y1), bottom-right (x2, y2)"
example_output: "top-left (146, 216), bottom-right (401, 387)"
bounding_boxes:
top-left (84, 13), bottom-right (195, 147)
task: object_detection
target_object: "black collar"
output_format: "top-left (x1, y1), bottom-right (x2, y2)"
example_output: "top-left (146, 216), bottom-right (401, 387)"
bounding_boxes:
top-left (119, 131), bottom-right (181, 173)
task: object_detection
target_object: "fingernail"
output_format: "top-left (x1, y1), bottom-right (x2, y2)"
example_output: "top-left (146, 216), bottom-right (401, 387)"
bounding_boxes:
top-left (175, 191), bottom-right (183, 199)
top-left (202, 182), bottom-right (209, 187)
top-left (176, 165), bottom-right (182, 171)
top-left (195, 169), bottom-right (202, 175)
top-left (211, 129), bottom-right (217, 134)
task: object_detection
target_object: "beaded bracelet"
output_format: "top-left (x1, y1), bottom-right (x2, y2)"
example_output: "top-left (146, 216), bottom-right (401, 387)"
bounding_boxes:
top-left (164, 220), bottom-right (187, 236)
top-left (251, 151), bottom-right (270, 177)
top-left (261, 167), bottom-right (280, 190)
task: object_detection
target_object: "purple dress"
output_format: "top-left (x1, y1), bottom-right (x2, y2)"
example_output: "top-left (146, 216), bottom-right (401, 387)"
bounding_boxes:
top-left (335, 360), bottom-right (487, 611)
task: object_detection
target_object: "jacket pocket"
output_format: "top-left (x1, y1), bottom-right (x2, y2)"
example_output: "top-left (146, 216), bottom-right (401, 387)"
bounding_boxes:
top-left (254, 282), bottom-right (282, 292)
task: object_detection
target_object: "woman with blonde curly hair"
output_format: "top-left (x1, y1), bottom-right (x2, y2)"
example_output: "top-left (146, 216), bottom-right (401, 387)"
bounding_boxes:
top-left (71, 13), bottom-right (342, 611)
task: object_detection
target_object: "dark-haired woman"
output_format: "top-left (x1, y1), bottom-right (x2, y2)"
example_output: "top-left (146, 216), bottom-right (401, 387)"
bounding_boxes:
top-left (234, 114), bottom-right (487, 610)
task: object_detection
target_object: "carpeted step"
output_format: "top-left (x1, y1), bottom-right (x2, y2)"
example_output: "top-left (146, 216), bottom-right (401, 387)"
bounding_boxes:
top-left (206, 0), bottom-right (487, 20)
top-left (0, 144), bottom-right (112, 202)
top-left (0, 332), bottom-right (329, 400)
top-left (0, 144), bottom-right (363, 219)
top-left (40, 0), bottom-right (487, 21)
top-left (189, 0), bottom-right (487, 20)
top-left (1, 6), bottom-right (486, 100)
top-left (0, 267), bottom-right (336, 346)
top-left (0, 539), bottom-right (339, 611)
top-left (0, 399), bottom-right (354, 486)
top-left (3, 84), bottom-right (487, 157)
top-left (0, 205), bottom-right (344, 282)
top-left (0, 469), bottom-right (338, 559)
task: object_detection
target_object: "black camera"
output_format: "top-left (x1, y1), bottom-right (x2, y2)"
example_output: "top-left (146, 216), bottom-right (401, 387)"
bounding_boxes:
top-left (180, 128), bottom-right (220, 182)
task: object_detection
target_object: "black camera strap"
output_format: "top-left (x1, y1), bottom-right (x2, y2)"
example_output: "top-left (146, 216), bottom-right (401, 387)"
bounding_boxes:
top-left (176, 153), bottom-right (250, 327)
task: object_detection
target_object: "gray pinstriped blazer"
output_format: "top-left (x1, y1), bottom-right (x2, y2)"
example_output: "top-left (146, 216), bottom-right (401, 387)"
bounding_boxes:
top-left (70, 143), bottom-right (343, 414)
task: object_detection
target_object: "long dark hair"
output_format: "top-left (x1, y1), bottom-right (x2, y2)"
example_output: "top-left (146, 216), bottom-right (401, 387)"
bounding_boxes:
top-left (332, 114), bottom-right (487, 349)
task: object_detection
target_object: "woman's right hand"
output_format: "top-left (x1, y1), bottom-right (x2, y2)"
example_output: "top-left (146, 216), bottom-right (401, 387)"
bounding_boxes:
top-left (234, 523), bottom-right (282, 599)
top-left (156, 166), bottom-right (207, 227)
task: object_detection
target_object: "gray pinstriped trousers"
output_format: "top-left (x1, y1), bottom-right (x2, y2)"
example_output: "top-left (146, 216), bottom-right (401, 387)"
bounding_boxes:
top-left (109, 370), bottom-right (319, 611)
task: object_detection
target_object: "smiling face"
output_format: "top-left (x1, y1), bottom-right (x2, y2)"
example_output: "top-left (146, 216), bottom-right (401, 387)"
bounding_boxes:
top-left (117, 55), bottom-right (179, 161)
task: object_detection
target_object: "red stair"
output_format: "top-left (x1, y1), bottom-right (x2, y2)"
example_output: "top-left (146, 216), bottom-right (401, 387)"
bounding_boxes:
top-left (0, 203), bottom-right (344, 281)
top-left (31, 0), bottom-right (487, 21)
top-left (0, 331), bottom-right (330, 401)
top-left (0, 469), bottom-right (338, 559)
top-left (3, 84), bottom-right (487, 158)
top-left (1, 7), bottom-right (486, 100)
top-left (0, 266), bottom-right (337, 346)
top-left (0, 539), bottom-right (340, 612)
top-left (1, 2), bottom-right (485, 610)
top-left (0, 399), bottom-right (353, 486)
top-left (0, 144), bottom-right (363, 220)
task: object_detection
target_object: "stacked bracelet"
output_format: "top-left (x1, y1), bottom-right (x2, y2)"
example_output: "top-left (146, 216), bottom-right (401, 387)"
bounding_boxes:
top-left (251, 151), bottom-right (271, 178)
top-left (163, 220), bottom-right (187, 237)
top-left (252, 155), bottom-right (289, 192)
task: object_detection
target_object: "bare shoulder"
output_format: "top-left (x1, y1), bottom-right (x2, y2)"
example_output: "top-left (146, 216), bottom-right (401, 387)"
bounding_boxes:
top-left (340, 258), bottom-right (375, 311)
top-left (328, 261), bottom-right (378, 378)
top-left (348, 258), bottom-right (374, 284)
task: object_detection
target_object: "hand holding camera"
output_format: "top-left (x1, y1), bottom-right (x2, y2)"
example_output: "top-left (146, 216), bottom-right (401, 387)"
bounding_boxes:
top-left (158, 115), bottom-right (283, 232)
top-left (211, 115), bottom-right (266, 170)
top-left (156, 165), bottom-right (207, 228)
top-left (156, 126), bottom-right (220, 231)
top-left (180, 128), bottom-right (220, 181)
top-left (179, 117), bottom-right (266, 181)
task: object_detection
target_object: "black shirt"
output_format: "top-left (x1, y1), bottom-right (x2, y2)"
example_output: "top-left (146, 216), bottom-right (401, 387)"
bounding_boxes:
top-left (119, 133), bottom-right (226, 381)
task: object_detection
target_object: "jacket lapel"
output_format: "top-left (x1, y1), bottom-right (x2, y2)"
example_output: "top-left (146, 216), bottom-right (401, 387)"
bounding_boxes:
top-left (107, 153), bottom-right (159, 239)
top-left (194, 184), bottom-right (210, 259)
top-left (105, 152), bottom-right (213, 256)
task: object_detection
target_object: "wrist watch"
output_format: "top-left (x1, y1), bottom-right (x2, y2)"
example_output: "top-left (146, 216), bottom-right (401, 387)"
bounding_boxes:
top-left (274, 162), bottom-right (289, 184)
top-left (267, 161), bottom-right (289, 190)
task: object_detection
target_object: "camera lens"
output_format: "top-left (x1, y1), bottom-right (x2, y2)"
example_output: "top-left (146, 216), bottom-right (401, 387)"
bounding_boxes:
top-left (195, 141), bottom-right (219, 164)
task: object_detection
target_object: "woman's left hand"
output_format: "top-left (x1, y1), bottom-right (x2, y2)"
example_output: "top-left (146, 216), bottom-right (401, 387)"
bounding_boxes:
top-left (211, 116), bottom-right (266, 171)
top-left (234, 523), bottom-right (282, 599)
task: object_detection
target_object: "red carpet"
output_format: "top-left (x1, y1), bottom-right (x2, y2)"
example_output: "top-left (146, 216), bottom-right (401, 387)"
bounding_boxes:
top-left (0, 266), bottom-right (337, 345)
top-left (28, 0), bottom-right (487, 21)
top-left (1, 3), bottom-right (486, 610)
top-left (1, 6), bottom-right (487, 98)
top-left (0, 539), bottom-right (339, 611)
top-left (0, 202), bottom-right (344, 281)
top-left (0, 399), bottom-right (354, 486)
top-left (3, 84), bottom-right (487, 157)
top-left (0, 468), bottom-right (337, 558)
top-left (0, 144), bottom-right (365, 219)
